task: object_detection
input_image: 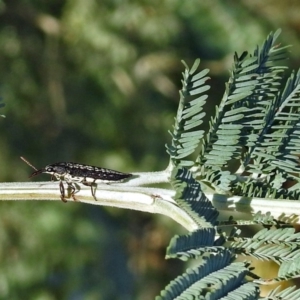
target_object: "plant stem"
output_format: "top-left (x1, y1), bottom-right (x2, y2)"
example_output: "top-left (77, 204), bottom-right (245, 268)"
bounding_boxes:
top-left (0, 181), bottom-right (298, 230)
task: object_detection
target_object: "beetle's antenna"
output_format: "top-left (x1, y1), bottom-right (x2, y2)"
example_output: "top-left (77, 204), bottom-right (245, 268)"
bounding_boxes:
top-left (20, 156), bottom-right (38, 171)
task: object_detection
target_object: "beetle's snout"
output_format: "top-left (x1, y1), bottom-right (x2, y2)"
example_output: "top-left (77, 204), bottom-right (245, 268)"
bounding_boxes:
top-left (29, 169), bottom-right (45, 178)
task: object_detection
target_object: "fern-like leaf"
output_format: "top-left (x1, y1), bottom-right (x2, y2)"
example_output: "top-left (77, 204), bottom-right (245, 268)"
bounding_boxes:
top-left (171, 167), bottom-right (219, 228)
top-left (278, 253), bottom-right (300, 278)
top-left (166, 59), bottom-right (210, 167)
top-left (255, 254), bottom-right (300, 284)
top-left (156, 250), bottom-right (233, 300)
top-left (175, 260), bottom-right (252, 300)
top-left (166, 228), bottom-right (220, 260)
top-left (220, 282), bottom-right (259, 300)
top-left (229, 227), bottom-right (300, 264)
top-left (264, 286), bottom-right (300, 300)
top-left (245, 69), bottom-right (300, 177)
top-left (193, 29), bottom-right (288, 196)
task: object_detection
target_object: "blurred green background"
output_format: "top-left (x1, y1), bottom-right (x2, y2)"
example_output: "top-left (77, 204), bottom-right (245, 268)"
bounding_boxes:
top-left (1, 0), bottom-right (300, 299)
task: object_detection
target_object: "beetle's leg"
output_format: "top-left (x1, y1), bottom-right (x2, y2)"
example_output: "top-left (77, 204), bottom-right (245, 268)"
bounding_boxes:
top-left (82, 179), bottom-right (97, 200)
top-left (66, 182), bottom-right (80, 201)
top-left (90, 182), bottom-right (97, 200)
top-left (59, 181), bottom-right (67, 203)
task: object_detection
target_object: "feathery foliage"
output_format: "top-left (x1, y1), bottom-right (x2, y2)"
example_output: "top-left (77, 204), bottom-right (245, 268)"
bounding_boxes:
top-left (160, 29), bottom-right (300, 299)
top-left (229, 227), bottom-right (300, 264)
top-left (156, 250), bottom-right (235, 300)
top-left (157, 256), bottom-right (257, 300)
top-left (166, 227), bottom-right (219, 260)
top-left (221, 282), bottom-right (259, 300)
top-left (263, 286), bottom-right (300, 300)
top-left (168, 28), bottom-right (300, 198)
top-left (166, 59), bottom-right (210, 167)
top-left (171, 167), bottom-right (219, 227)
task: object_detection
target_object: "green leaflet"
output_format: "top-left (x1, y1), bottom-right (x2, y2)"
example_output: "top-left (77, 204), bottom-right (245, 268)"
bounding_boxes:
top-left (265, 286), bottom-right (300, 300)
top-left (170, 167), bottom-right (219, 227)
top-left (229, 227), bottom-right (300, 264)
top-left (166, 228), bottom-right (217, 260)
top-left (157, 258), bottom-right (254, 300)
top-left (156, 250), bottom-right (235, 300)
top-left (166, 59), bottom-right (209, 167)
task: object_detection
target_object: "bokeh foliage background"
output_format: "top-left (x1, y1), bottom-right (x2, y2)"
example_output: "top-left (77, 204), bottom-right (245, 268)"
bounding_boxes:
top-left (1, 0), bottom-right (300, 299)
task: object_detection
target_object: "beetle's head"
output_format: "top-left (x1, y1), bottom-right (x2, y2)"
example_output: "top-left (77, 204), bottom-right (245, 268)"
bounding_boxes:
top-left (30, 163), bottom-right (67, 178)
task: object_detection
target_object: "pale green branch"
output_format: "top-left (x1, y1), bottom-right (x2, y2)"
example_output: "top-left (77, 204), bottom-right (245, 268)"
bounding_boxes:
top-left (1, 181), bottom-right (299, 231)
top-left (0, 181), bottom-right (199, 231)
